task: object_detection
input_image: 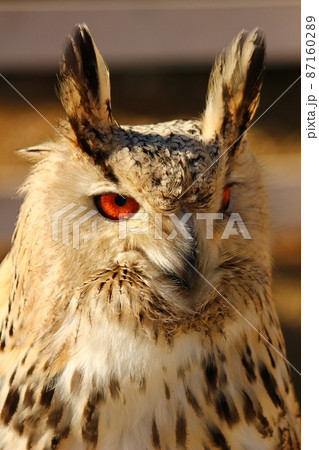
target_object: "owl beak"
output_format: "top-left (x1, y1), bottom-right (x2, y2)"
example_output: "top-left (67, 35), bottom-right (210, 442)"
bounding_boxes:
top-left (169, 211), bottom-right (198, 291)
top-left (168, 262), bottom-right (196, 291)
top-left (169, 237), bottom-right (198, 291)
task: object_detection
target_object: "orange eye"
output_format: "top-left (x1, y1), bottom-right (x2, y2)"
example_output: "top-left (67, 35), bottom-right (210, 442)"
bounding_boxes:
top-left (221, 186), bottom-right (230, 211)
top-left (95, 193), bottom-right (140, 220)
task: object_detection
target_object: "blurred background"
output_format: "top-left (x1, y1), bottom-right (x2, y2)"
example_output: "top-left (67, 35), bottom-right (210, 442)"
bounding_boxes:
top-left (0, 0), bottom-right (300, 398)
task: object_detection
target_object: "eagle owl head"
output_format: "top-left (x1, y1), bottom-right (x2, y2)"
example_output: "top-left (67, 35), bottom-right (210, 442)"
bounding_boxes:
top-left (18, 24), bottom-right (267, 314)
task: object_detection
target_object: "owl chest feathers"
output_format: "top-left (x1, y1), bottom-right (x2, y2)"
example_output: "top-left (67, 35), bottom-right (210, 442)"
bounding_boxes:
top-left (0, 253), bottom-right (299, 449)
top-left (25, 311), bottom-right (296, 450)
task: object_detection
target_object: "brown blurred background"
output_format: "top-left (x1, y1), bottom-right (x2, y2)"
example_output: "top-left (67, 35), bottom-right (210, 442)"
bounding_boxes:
top-left (0, 1), bottom-right (300, 398)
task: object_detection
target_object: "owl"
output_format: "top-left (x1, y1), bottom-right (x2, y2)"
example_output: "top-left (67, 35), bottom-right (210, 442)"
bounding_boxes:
top-left (0, 24), bottom-right (300, 449)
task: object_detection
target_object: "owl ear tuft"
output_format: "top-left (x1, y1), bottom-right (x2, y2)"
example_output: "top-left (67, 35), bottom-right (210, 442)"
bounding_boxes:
top-left (202, 28), bottom-right (265, 154)
top-left (59, 24), bottom-right (115, 155)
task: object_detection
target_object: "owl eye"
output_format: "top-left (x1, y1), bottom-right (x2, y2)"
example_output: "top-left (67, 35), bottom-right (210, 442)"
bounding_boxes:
top-left (221, 186), bottom-right (230, 211)
top-left (95, 193), bottom-right (140, 220)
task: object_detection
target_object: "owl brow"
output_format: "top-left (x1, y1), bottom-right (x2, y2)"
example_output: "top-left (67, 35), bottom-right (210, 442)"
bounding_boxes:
top-left (103, 166), bottom-right (119, 184)
top-left (0, 73), bottom-right (108, 185)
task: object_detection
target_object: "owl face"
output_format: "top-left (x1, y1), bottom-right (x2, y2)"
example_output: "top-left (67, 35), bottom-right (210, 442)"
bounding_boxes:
top-left (20, 25), bottom-right (268, 307)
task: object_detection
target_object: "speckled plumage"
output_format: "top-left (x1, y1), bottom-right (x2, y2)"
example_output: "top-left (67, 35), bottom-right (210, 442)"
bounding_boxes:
top-left (0, 25), bottom-right (300, 449)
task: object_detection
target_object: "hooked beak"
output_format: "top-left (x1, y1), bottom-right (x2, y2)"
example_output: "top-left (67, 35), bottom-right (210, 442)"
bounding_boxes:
top-left (167, 225), bottom-right (198, 291)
